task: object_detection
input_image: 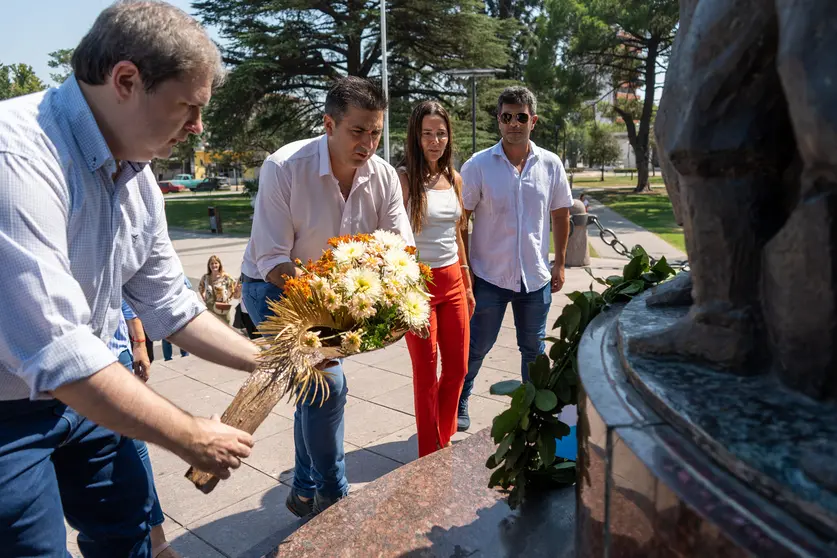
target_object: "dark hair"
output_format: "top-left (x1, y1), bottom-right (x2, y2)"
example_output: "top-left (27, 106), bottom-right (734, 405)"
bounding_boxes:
top-left (497, 86), bottom-right (537, 116)
top-left (324, 76), bottom-right (388, 122)
top-left (400, 101), bottom-right (465, 235)
top-left (72, 1), bottom-right (224, 92)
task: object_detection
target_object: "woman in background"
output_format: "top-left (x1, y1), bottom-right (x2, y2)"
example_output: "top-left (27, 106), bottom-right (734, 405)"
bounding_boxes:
top-left (198, 255), bottom-right (240, 324)
top-left (399, 101), bottom-right (475, 458)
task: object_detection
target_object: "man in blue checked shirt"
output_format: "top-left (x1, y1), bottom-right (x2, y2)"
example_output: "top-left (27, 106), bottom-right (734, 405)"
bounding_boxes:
top-left (0, 3), bottom-right (261, 556)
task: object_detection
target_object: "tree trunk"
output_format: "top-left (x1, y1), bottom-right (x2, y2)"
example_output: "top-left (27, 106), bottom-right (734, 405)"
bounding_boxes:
top-left (601, 166), bottom-right (604, 181)
top-left (633, 38), bottom-right (660, 193)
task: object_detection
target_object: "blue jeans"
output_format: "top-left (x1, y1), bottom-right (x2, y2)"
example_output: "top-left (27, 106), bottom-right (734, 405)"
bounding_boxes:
top-left (162, 339), bottom-right (188, 361)
top-left (118, 350), bottom-right (165, 528)
top-left (243, 280), bottom-right (349, 500)
top-left (460, 276), bottom-right (552, 402)
top-left (0, 399), bottom-right (153, 557)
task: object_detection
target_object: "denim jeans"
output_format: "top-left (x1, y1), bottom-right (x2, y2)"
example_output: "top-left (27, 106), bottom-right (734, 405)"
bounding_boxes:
top-left (0, 399), bottom-right (153, 557)
top-left (460, 276), bottom-right (551, 402)
top-left (243, 280), bottom-right (350, 500)
top-left (118, 349), bottom-right (165, 528)
top-left (162, 339), bottom-right (188, 361)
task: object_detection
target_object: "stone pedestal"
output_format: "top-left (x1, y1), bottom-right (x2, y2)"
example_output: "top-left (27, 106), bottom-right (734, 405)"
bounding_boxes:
top-left (268, 429), bottom-right (575, 558)
top-left (566, 200), bottom-right (591, 268)
top-left (576, 295), bottom-right (836, 557)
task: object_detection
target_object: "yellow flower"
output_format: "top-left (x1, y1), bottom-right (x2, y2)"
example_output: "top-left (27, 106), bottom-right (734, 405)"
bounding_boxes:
top-left (341, 330), bottom-right (363, 354)
top-left (301, 331), bottom-right (322, 350)
top-left (349, 294), bottom-right (378, 321)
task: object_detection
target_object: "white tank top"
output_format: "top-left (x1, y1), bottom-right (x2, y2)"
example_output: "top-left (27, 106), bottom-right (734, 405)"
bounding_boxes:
top-left (412, 187), bottom-right (462, 269)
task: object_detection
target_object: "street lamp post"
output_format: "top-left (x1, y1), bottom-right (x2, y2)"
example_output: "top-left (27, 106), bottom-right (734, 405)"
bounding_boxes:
top-left (380, 0), bottom-right (390, 162)
top-left (446, 68), bottom-right (502, 155)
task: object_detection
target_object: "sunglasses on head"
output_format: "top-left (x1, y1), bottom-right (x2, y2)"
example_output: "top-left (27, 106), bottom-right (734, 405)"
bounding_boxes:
top-left (499, 112), bottom-right (531, 124)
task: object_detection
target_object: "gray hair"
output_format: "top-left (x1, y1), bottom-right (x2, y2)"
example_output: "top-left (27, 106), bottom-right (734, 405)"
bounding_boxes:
top-left (72, 1), bottom-right (225, 92)
top-left (497, 86), bottom-right (537, 116)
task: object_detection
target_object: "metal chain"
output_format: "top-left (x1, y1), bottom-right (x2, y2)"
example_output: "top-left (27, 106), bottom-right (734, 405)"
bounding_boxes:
top-left (569, 212), bottom-right (690, 273)
top-left (586, 214), bottom-right (645, 262)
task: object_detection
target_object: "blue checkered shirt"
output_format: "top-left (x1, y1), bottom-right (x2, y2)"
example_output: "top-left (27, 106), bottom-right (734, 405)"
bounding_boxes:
top-left (0, 76), bottom-right (204, 400)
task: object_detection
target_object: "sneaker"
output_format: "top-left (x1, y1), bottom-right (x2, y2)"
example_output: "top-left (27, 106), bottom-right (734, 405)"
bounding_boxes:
top-left (312, 491), bottom-right (347, 516)
top-left (285, 490), bottom-right (314, 518)
top-left (457, 397), bottom-right (470, 432)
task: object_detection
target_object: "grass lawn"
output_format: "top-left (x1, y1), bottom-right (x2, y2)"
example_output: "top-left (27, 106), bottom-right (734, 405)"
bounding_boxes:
top-left (164, 194), bottom-right (253, 235)
top-left (589, 188), bottom-right (686, 253)
top-left (571, 175), bottom-right (666, 188)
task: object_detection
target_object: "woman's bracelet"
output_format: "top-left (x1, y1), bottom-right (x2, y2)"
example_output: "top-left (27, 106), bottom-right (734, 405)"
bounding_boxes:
top-left (460, 264), bottom-right (470, 270)
top-left (130, 337), bottom-right (146, 344)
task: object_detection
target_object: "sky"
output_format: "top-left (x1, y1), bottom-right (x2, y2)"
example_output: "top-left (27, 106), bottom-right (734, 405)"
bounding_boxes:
top-left (0, 0), bottom-right (221, 86)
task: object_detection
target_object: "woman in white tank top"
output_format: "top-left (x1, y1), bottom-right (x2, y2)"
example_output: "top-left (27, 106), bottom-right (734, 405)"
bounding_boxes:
top-left (398, 101), bottom-right (474, 458)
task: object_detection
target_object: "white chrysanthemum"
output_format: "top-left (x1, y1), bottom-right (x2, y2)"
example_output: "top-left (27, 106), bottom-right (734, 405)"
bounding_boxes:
top-left (341, 330), bottom-right (363, 354)
top-left (321, 286), bottom-right (342, 312)
top-left (310, 275), bottom-right (330, 294)
top-left (383, 248), bottom-right (421, 283)
top-left (372, 230), bottom-right (406, 251)
top-left (301, 331), bottom-right (322, 350)
top-left (332, 241), bottom-right (366, 265)
top-left (399, 290), bottom-right (431, 328)
top-left (349, 294), bottom-right (378, 321)
top-left (341, 267), bottom-right (383, 300)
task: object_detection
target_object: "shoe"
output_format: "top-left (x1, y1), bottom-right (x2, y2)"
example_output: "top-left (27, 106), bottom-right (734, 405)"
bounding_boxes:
top-left (312, 491), bottom-right (347, 516)
top-left (457, 397), bottom-right (470, 432)
top-left (285, 490), bottom-right (314, 518)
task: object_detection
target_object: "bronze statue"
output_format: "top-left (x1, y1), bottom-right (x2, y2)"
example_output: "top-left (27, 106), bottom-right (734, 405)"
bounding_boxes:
top-left (634, 0), bottom-right (836, 402)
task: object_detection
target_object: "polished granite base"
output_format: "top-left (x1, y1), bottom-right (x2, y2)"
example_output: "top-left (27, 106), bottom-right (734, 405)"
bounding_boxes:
top-left (576, 301), bottom-right (836, 557)
top-left (269, 429), bottom-right (575, 557)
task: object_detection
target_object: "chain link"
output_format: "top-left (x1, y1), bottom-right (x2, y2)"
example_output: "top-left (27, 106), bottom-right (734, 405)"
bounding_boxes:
top-left (569, 212), bottom-right (690, 273)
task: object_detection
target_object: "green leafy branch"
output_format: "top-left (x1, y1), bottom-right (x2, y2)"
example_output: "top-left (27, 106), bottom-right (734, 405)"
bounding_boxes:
top-left (486, 246), bottom-right (677, 509)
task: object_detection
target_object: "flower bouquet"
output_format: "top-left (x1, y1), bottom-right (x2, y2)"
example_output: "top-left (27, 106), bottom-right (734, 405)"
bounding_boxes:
top-left (186, 230), bottom-right (432, 492)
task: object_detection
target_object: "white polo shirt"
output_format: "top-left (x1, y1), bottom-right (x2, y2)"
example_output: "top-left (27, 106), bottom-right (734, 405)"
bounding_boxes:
top-left (461, 140), bottom-right (572, 292)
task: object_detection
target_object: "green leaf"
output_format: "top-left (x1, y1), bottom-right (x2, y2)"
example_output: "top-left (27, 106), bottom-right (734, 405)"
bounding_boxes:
top-left (488, 466), bottom-right (508, 488)
top-left (505, 435), bottom-right (526, 470)
top-left (535, 389), bottom-right (558, 412)
top-left (491, 408), bottom-right (520, 442)
top-left (510, 385), bottom-right (526, 414)
top-left (651, 256), bottom-right (676, 278)
top-left (486, 454), bottom-right (498, 469)
top-left (560, 304), bottom-right (582, 338)
top-left (523, 382), bottom-right (537, 409)
top-left (544, 420), bottom-right (572, 439)
top-left (585, 267), bottom-right (608, 285)
top-left (527, 428), bottom-right (539, 443)
top-left (556, 382), bottom-right (572, 404)
top-left (520, 411), bottom-right (531, 430)
top-left (494, 432), bottom-right (515, 461)
top-left (623, 252), bottom-right (650, 281)
top-left (507, 483), bottom-right (525, 509)
top-left (538, 432), bottom-right (557, 468)
top-left (490, 379), bottom-right (523, 396)
top-left (619, 280), bottom-right (644, 296)
top-left (553, 460), bottom-right (576, 470)
top-left (529, 355), bottom-right (551, 389)
top-left (549, 339), bottom-right (569, 361)
top-left (605, 275), bottom-right (624, 286)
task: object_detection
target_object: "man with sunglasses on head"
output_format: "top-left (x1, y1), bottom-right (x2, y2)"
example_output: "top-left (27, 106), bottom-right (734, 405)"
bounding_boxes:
top-left (457, 86), bottom-right (572, 431)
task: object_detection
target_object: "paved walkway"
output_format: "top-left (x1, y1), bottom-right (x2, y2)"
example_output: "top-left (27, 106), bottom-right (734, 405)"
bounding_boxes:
top-left (574, 190), bottom-right (688, 266)
top-left (66, 204), bottom-right (684, 557)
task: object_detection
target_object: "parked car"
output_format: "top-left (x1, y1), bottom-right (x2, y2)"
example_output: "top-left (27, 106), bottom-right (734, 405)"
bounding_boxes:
top-left (192, 177), bottom-right (231, 192)
top-left (158, 180), bottom-right (188, 194)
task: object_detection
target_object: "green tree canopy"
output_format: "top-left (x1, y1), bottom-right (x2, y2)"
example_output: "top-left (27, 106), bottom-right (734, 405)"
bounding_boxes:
top-left (194, 0), bottom-right (509, 158)
top-left (47, 48), bottom-right (74, 84)
top-left (0, 63), bottom-right (47, 100)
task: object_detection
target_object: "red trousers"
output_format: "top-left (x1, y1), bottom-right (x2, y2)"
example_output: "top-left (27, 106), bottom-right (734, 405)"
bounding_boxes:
top-left (406, 263), bottom-right (470, 457)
